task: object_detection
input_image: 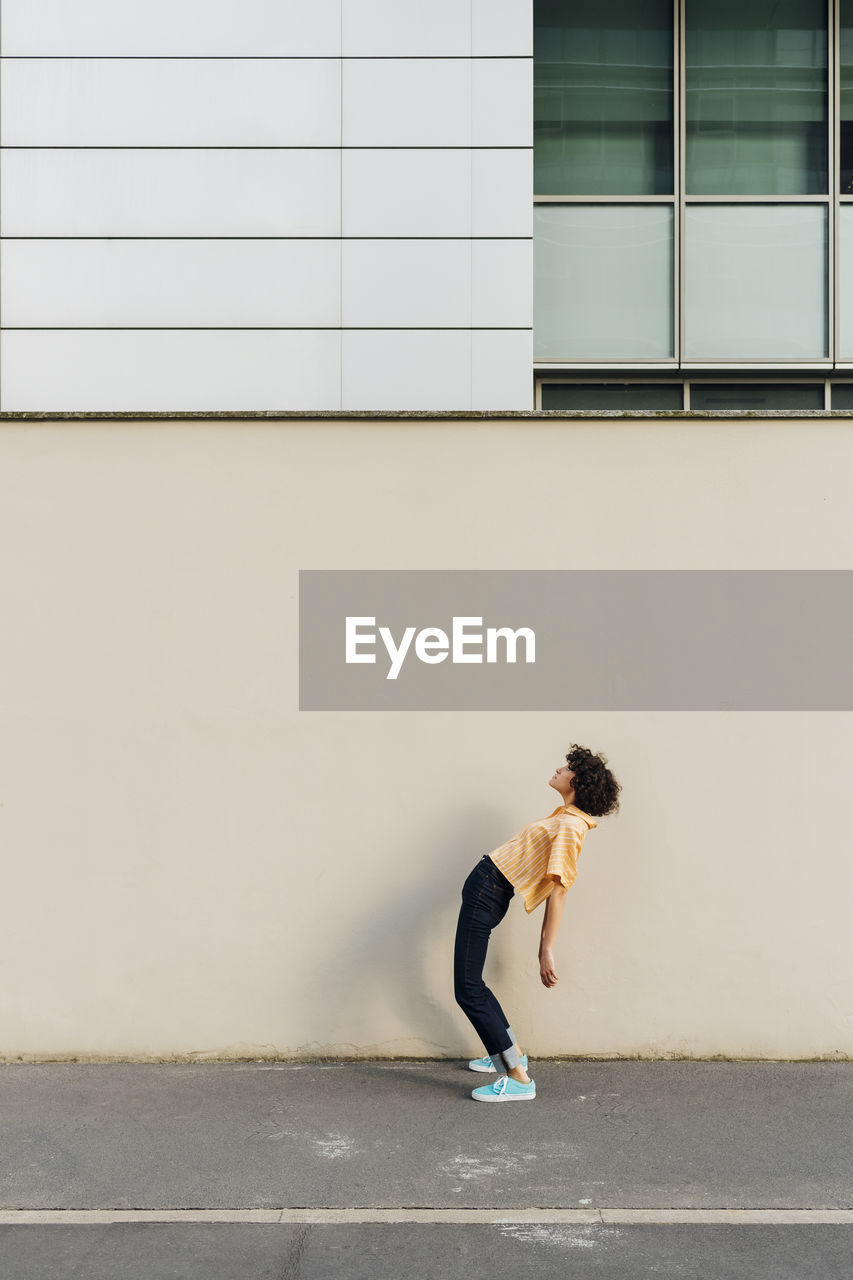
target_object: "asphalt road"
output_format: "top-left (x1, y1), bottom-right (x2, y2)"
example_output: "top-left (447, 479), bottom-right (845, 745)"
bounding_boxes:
top-left (1, 1060), bottom-right (850, 1278)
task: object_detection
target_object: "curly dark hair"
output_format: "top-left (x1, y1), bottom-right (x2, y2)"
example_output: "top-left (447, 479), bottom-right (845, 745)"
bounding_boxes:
top-left (565, 743), bottom-right (621, 817)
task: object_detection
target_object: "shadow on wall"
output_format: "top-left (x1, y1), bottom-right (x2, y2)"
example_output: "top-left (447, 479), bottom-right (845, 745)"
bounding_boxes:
top-left (292, 805), bottom-right (509, 1058)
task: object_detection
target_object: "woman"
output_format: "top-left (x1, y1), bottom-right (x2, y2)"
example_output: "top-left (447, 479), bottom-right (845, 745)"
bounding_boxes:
top-left (453, 743), bottom-right (621, 1102)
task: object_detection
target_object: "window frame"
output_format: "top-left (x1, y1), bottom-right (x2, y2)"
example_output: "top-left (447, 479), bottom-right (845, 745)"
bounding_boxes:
top-left (533, 376), bottom-right (853, 411)
top-left (534, 0), bottom-right (848, 372)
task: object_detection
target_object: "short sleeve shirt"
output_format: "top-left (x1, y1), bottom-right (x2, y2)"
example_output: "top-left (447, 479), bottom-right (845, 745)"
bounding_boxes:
top-left (486, 805), bottom-right (598, 913)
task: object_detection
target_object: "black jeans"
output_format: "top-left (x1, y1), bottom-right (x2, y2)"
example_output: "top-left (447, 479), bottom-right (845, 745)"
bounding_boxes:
top-left (453, 855), bottom-right (522, 1069)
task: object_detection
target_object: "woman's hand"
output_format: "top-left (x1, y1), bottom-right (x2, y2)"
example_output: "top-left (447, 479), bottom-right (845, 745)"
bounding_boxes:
top-left (539, 946), bottom-right (558, 988)
top-left (538, 880), bottom-right (567, 989)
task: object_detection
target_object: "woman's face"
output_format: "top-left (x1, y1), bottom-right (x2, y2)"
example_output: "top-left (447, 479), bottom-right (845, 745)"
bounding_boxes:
top-left (549, 764), bottom-right (576, 802)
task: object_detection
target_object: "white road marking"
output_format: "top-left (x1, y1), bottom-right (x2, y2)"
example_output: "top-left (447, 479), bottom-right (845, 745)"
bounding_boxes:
top-left (0, 1208), bottom-right (850, 1226)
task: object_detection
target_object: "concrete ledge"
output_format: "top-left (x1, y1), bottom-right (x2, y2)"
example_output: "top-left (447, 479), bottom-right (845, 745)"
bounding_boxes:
top-left (2, 409), bottom-right (853, 421)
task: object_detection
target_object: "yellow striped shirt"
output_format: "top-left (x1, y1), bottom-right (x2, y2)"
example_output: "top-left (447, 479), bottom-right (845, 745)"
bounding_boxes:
top-left (487, 804), bottom-right (598, 913)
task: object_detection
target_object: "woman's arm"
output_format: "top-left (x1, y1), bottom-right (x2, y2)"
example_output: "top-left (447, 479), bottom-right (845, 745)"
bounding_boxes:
top-left (538, 880), bottom-right (568, 988)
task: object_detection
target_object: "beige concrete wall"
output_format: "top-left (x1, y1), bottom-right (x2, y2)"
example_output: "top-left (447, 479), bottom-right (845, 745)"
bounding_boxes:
top-left (1, 416), bottom-right (851, 1060)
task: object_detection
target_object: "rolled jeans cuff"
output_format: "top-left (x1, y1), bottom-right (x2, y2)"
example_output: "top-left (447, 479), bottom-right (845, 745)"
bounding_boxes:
top-left (491, 1026), bottom-right (522, 1072)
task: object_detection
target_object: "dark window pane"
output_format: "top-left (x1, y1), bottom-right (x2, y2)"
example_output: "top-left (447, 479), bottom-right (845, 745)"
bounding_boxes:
top-left (830, 383), bottom-right (853, 408)
top-left (689, 383), bottom-right (824, 410)
top-left (686, 0), bottom-right (827, 195)
top-left (840, 1), bottom-right (853, 190)
top-left (534, 0), bottom-right (674, 195)
top-left (541, 383), bottom-right (683, 410)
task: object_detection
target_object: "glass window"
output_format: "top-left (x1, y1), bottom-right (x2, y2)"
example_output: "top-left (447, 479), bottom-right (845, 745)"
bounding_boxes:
top-left (534, 0), bottom-right (674, 195)
top-left (840, 1), bottom-right (853, 191)
top-left (686, 0), bottom-right (827, 194)
top-left (831, 383), bottom-right (853, 407)
top-left (836, 208), bottom-right (853, 357)
top-left (541, 383), bottom-right (683, 410)
top-left (689, 383), bottom-right (824, 409)
top-left (535, 205), bottom-right (674, 360)
top-left (685, 205), bottom-right (827, 359)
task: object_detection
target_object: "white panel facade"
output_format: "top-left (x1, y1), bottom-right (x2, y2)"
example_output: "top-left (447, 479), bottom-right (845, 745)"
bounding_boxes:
top-left (471, 330), bottom-right (534, 409)
top-left (343, 59), bottom-right (472, 147)
top-left (342, 331), bottom-right (472, 409)
top-left (342, 150), bottom-right (472, 238)
top-left (471, 57), bottom-right (534, 146)
top-left (472, 150), bottom-right (534, 238)
top-left (0, 331), bottom-right (343, 412)
top-left (1, 150), bottom-right (342, 238)
top-left (0, 59), bottom-right (343, 147)
top-left (472, 240), bottom-right (533, 329)
top-left (0, 1), bottom-right (534, 411)
top-left (471, 0), bottom-right (534, 57)
top-left (343, 241), bottom-right (471, 328)
top-left (342, 0), bottom-right (470, 56)
top-left (2, 241), bottom-right (342, 328)
top-left (0, 0), bottom-right (343, 56)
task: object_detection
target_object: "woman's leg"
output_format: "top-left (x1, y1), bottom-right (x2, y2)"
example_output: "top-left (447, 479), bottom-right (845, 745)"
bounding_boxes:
top-left (502, 1046), bottom-right (530, 1083)
top-left (454, 858), bottom-right (528, 1078)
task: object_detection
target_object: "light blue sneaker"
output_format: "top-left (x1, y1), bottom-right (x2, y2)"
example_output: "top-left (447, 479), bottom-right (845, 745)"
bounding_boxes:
top-left (467, 1053), bottom-right (528, 1073)
top-left (472, 1075), bottom-right (536, 1102)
